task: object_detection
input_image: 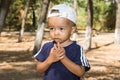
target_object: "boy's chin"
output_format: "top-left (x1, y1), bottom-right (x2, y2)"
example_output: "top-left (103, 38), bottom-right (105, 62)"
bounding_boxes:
top-left (54, 40), bottom-right (62, 44)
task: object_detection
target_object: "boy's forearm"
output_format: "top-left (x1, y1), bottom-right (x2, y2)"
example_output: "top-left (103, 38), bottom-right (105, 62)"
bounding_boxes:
top-left (60, 56), bottom-right (85, 77)
top-left (37, 57), bottom-right (52, 73)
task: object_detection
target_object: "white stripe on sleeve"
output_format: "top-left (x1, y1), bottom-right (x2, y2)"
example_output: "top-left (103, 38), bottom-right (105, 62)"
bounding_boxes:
top-left (80, 47), bottom-right (89, 67)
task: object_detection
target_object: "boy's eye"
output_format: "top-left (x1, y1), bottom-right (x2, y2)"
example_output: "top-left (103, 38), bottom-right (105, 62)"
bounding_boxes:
top-left (60, 28), bottom-right (64, 31)
top-left (49, 27), bottom-right (54, 31)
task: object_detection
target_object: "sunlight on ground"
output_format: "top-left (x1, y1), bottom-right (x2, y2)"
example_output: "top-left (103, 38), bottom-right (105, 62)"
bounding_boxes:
top-left (0, 31), bottom-right (120, 80)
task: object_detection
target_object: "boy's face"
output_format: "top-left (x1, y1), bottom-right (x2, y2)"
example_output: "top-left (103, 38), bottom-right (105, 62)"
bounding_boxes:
top-left (48, 17), bottom-right (76, 44)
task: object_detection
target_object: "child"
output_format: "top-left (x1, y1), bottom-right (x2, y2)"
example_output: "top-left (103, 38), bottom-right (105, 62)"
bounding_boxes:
top-left (34, 4), bottom-right (90, 80)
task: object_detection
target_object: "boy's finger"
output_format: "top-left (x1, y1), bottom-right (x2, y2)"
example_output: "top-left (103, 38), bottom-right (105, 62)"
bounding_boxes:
top-left (54, 44), bottom-right (57, 49)
top-left (57, 42), bottom-right (60, 48)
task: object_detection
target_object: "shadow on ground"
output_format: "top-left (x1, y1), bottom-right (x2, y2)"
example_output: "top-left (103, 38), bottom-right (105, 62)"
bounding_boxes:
top-left (0, 32), bottom-right (120, 80)
top-left (0, 50), bottom-right (43, 80)
top-left (0, 51), bottom-right (33, 62)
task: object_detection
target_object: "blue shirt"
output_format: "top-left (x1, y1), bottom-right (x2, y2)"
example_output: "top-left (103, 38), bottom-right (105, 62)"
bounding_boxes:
top-left (34, 41), bottom-right (90, 80)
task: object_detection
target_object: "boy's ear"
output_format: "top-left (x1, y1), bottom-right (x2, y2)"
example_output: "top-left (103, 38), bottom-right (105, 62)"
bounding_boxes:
top-left (71, 27), bottom-right (77, 34)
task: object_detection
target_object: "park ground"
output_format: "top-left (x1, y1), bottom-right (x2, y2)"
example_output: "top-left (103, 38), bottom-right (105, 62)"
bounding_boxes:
top-left (0, 31), bottom-right (120, 80)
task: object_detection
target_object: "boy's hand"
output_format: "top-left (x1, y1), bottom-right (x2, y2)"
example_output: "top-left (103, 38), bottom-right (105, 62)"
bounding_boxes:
top-left (55, 42), bottom-right (66, 60)
top-left (48, 42), bottom-right (66, 63)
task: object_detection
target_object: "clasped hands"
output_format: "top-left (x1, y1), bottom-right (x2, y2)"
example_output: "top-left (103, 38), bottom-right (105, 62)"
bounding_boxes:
top-left (48, 42), bottom-right (66, 63)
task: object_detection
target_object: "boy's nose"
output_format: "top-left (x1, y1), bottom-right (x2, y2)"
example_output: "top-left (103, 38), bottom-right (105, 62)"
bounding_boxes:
top-left (54, 29), bottom-right (59, 35)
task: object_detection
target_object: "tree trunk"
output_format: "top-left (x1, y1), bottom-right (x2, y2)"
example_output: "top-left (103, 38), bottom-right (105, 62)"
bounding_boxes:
top-left (32, 5), bottom-right (36, 30)
top-left (85, 0), bottom-right (93, 50)
top-left (0, 0), bottom-right (11, 34)
top-left (71, 0), bottom-right (77, 41)
top-left (74, 0), bottom-right (77, 13)
top-left (33, 0), bottom-right (50, 55)
top-left (18, 0), bottom-right (30, 42)
top-left (115, 0), bottom-right (120, 45)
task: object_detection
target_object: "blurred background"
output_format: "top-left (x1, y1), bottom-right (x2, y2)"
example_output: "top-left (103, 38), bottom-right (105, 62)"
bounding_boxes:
top-left (0, 0), bottom-right (120, 80)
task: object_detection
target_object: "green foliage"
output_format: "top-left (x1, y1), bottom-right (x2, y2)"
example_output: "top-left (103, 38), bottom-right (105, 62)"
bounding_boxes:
top-left (76, 0), bottom-right (87, 28)
top-left (2, 0), bottom-right (116, 32)
top-left (93, 0), bottom-right (116, 32)
top-left (78, 0), bottom-right (87, 8)
top-left (77, 0), bottom-right (116, 32)
top-left (51, 0), bottom-right (71, 4)
top-left (5, 0), bottom-right (23, 31)
top-left (4, 0), bottom-right (41, 31)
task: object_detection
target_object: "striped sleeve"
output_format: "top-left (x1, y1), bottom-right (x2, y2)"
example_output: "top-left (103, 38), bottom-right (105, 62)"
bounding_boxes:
top-left (33, 43), bottom-right (46, 61)
top-left (34, 46), bottom-right (43, 58)
top-left (80, 47), bottom-right (90, 71)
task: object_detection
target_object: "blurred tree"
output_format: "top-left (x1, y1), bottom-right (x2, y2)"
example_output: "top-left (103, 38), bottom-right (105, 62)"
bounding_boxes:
top-left (115, 0), bottom-right (120, 45)
top-left (33, 0), bottom-right (50, 55)
top-left (74, 0), bottom-right (77, 12)
top-left (71, 0), bottom-right (77, 41)
top-left (85, 0), bottom-right (93, 50)
top-left (18, 0), bottom-right (30, 42)
top-left (31, 0), bottom-right (36, 30)
top-left (0, 0), bottom-right (12, 34)
top-left (0, 0), bottom-right (116, 33)
top-left (5, 0), bottom-right (23, 31)
top-left (4, 0), bottom-right (40, 31)
top-left (93, 0), bottom-right (116, 31)
top-left (104, 1), bottom-right (116, 31)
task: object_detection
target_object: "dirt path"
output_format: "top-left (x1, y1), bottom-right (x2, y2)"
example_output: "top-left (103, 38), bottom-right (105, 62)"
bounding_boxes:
top-left (84, 33), bottom-right (120, 80)
top-left (0, 32), bottom-right (120, 80)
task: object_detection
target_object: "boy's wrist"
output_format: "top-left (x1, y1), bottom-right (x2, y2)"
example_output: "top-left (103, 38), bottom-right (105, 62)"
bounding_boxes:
top-left (60, 55), bottom-right (67, 61)
top-left (46, 57), bottom-right (53, 65)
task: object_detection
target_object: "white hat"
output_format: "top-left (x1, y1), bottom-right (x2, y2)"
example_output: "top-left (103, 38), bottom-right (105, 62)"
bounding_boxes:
top-left (47, 4), bottom-right (76, 24)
